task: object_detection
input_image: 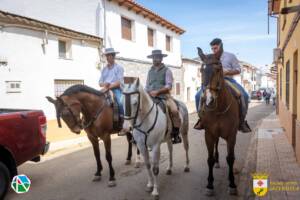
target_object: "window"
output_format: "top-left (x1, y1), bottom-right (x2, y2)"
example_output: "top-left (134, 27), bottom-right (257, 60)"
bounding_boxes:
top-left (54, 79), bottom-right (84, 97)
top-left (121, 17), bottom-right (132, 41)
top-left (286, 60), bottom-right (290, 109)
top-left (58, 40), bottom-right (72, 59)
top-left (294, 50), bottom-right (298, 85)
top-left (148, 28), bottom-right (154, 47)
top-left (176, 82), bottom-right (180, 95)
top-left (187, 87), bottom-right (191, 101)
top-left (6, 81), bottom-right (21, 93)
top-left (280, 68), bottom-right (282, 99)
top-left (166, 35), bottom-right (171, 51)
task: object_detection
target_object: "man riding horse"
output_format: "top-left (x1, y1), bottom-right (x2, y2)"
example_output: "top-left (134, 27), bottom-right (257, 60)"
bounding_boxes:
top-left (99, 48), bottom-right (124, 128)
top-left (145, 49), bottom-right (182, 144)
top-left (194, 38), bottom-right (251, 133)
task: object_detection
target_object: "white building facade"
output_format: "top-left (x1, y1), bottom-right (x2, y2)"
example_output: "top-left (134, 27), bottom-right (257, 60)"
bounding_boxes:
top-left (0, 0), bottom-right (185, 119)
top-left (0, 11), bottom-right (101, 119)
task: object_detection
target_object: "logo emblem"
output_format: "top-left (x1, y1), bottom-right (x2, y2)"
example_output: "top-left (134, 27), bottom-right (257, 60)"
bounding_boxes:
top-left (11, 174), bottom-right (31, 194)
top-left (252, 173), bottom-right (268, 197)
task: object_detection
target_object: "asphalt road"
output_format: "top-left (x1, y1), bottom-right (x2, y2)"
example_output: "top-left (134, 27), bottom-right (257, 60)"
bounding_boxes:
top-left (6, 102), bottom-right (274, 200)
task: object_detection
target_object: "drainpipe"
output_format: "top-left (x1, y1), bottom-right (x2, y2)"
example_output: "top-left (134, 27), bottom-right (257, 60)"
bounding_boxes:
top-left (103, 0), bottom-right (107, 48)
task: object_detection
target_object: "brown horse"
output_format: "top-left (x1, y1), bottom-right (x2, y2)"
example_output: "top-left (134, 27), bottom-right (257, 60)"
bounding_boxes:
top-left (197, 47), bottom-right (239, 196)
top-left (46, 84), bottom-right (139, 187)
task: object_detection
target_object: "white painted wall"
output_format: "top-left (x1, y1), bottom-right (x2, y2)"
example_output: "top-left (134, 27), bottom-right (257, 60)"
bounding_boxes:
top-left (182, 59), bottom-right (201, 102)
top-left (0, 0), bottom-right (182, 67)
top-left (104, 1), bottom-right (182, 66)
top-left (0, 27), bottom-right (100, 119)
top-left (0, 0), bottom-right (103, 37)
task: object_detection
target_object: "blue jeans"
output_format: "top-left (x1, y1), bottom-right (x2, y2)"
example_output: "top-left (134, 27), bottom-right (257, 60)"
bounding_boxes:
top-left (112, 88), bottom-right (124, 116)
top-left (195, 77), bottom-right (249, 117)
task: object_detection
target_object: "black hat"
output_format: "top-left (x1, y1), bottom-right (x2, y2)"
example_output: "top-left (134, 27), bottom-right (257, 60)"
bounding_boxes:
top-left (210, 38), bottom-right (223, 46)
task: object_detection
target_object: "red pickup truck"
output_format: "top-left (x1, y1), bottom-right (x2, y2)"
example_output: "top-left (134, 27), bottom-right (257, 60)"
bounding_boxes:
top-left (0, 109), bottom-right (49, 199)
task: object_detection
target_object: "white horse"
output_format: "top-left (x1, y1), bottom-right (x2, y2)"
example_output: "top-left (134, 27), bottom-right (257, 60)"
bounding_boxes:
top-left (121, 78), bottom-right (190, 199)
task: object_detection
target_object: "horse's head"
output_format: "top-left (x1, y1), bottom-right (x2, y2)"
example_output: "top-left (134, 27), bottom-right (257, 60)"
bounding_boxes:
top-left (197, 47), bottom-right (224, 106)
top-left (121, 78), bottom-right (142, 133)
top-left (46, 95), bottom-right (83, 134)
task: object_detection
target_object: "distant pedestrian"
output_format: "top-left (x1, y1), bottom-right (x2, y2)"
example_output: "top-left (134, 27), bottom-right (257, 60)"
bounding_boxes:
top-left (271, 90), bottom-right (276, 106)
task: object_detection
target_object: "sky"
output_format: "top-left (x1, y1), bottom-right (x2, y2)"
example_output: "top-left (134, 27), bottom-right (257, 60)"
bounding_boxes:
top-left (136, 0), bottom-right (277, 68)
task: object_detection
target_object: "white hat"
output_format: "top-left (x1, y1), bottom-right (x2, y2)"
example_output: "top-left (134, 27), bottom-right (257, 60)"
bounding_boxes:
top-left (103, 48), bottom-right (119, 55)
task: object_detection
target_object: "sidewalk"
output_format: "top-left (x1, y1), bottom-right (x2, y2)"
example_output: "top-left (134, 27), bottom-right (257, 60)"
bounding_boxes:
top-left (255, 112), bottom-right (300, 199)
top-left (46, 120), bottom-right (88, 152)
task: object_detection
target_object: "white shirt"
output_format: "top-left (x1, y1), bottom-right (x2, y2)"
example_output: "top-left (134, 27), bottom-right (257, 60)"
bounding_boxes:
top-left (220, 52), bottom-right (241, 78)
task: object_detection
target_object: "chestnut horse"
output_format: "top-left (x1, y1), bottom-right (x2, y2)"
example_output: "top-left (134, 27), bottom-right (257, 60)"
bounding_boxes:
top-left (46, 85), bottom-right (139, 187)
top-left (197, 48), bottom-right (239, 196)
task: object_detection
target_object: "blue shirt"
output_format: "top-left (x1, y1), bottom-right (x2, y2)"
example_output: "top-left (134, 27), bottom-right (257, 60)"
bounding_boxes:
top-left (99, 63), bottom-right (124, 84)
top-left (220, 52), bottom-right (241, 78)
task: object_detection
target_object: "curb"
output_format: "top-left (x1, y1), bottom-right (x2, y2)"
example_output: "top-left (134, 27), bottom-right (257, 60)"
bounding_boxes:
top-left (48, 136), bottom-right (89, 152)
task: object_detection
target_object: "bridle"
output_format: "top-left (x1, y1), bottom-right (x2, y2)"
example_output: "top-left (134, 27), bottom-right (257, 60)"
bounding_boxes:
top-left (56, 97), bottom-right (106, 129)
top-left (123, 90), bottom-right (159, 136)
top-left (201, 62), bottom-right (233, 115)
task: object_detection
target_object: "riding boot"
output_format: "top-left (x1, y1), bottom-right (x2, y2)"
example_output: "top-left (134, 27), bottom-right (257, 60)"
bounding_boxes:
top-left (239, 119), bottom-right (251, 133)
top-left (194, 118), bottom-right (204, 130)
top-left (171, 127), bottom-right (182, 144)
top-left (238, 107), bottom-right (251, 133)
top-left (118, 115), bottom-right (127, 136)
top-left (194, 102), bottom-right (205, 130)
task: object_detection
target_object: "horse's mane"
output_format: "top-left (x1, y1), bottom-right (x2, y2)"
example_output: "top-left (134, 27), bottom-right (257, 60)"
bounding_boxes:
top-left (61, 84), bottom-right (104, 97)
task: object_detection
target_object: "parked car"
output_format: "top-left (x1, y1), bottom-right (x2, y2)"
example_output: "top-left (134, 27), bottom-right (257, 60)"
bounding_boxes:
top-left (0, 109), bottom-right (49, 199)
top-left (251, 91), bottom-right (262, 100)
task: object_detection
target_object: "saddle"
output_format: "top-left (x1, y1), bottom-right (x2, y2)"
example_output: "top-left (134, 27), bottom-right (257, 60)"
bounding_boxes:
top-left (103, 91), bottom-right (123, 132)
top-left (151, 97), bottom-right (167, 113)
top-left (151, 96), bottom-right (180, 132)
top-left (224, 80), bottom-right (241, 99)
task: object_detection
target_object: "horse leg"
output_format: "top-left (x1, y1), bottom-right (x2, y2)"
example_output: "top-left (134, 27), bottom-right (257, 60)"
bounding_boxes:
top-left (125, 132), bottom-right (133, 165)
top-left (214, 138), bottom-right (220, 168)
top-left (134, 145), bottom-right (142, 168)
top-left (205, 133), bottom-right (215, 196)
top-left (151, 145), bottom-right (161, 199)
top-left (89, 136), bottom-right (102, 182)
top-left (166, 140), bottom-right (173, 175)
top-left (103, 135), bottom-right (116, 187)
top-left (227, 136), bottom-right (237, 195)
top-left (136, 141), bottom-right (153, 192)
top-left (181, 129), bottom-right (190, 172)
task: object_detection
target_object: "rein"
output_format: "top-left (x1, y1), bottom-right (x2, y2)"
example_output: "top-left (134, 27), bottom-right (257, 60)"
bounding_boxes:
top-left (203, 74), bottom-right (233, 116)
top-left (123, 90), bottom-right (159, 137)
top-left (58, 96), bottom-right (107, 129)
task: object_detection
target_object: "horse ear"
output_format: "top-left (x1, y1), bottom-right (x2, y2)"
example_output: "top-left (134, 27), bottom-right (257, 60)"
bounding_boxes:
top-left (46, 96), bottom-right (56, 104)
top-left (134, 78), bottom-right (140, 88)
top-left (197, 47), bottom-right (207, 63)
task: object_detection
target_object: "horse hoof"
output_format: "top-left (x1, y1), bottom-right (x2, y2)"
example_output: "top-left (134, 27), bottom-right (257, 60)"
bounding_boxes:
top-left (108, 180), bottom-right (117, 187)
top-left (125, 160), bottom-right (131, 165)
top-left (228, 187), bottom-right (237, 195)
top-left (134, 162), bottom-right (141, 168)
top-left (184, 167), bottom-right (190, 172)
top-left (205, 188), bottom-right (214, 196)
top-left (146, 186), bottom-right (154, 193)
top-left (214, 163), bottom-right (220, 168)
top-left (166, 169), bottom-right (172, 175)
top-left (92, 176), bottom-right (101, 182)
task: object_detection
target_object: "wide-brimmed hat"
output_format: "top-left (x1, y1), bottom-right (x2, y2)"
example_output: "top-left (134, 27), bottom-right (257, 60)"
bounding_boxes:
top-left (103, 48), bottom-right (119, 55)
top-left (147, 49), bottom-right (168, 58)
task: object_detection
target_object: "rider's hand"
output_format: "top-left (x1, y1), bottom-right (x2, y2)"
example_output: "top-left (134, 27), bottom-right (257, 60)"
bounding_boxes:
top-left (103, 83), bottom-right (110, 89)
top-left (149, 91), bottom-right (159, 97)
